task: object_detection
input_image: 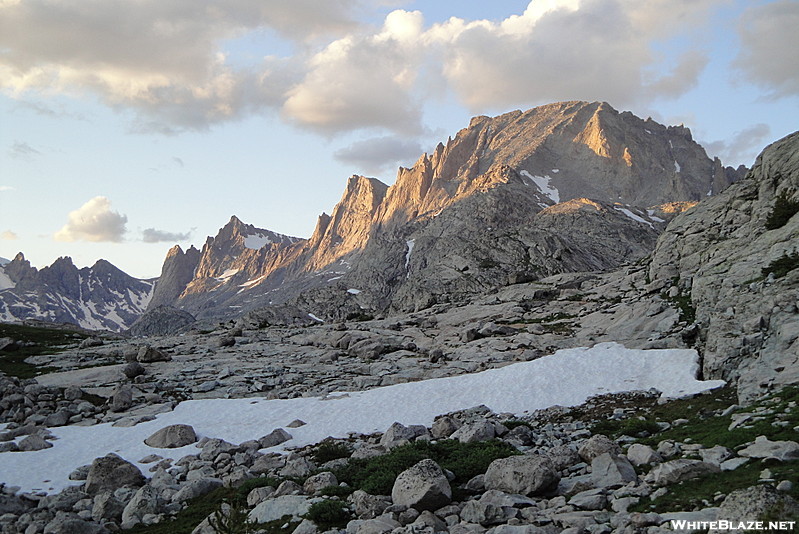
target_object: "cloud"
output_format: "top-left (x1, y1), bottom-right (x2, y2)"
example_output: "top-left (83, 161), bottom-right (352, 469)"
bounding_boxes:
top-left (142, 228), bottom-right (192, 243)
top-left (704, 123), bottom-right (772, 167)
top-left (8, 141), bottom-right (41, 159)
top-left (54, 196), bottom-right (128, 243)
top-left (734, 0), bottom-right (799, 98)
top-left (334, 135), bottom-right (425, 174)
top-left (1, 231), bottom-right (17, 240)
top-left (0, 0), bottom-right (731, 135)
top-left (0, 186), bottom-right (15, 192)
top-left (0, 0), bottom-right (356, 132)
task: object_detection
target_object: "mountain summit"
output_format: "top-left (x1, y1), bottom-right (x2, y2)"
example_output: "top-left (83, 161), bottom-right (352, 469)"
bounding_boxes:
top-left (152, 101), bottom-right (745, 321)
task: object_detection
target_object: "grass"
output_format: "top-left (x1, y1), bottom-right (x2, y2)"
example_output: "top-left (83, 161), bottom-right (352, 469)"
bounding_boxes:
top-left (313, 440), bottom-right (352, 463)
top-left (332, 439), bottom-right (519, 496)
top-left (126, 486), bottom-right (237, 534)
top-left (634, 459), bottom-right (799, 513)
top-left (627, 385), bottom-right (799, 514)
top-left (0, 323), bottom-right (88, 378)
top-left (304, 499), bottom-right (352, 530)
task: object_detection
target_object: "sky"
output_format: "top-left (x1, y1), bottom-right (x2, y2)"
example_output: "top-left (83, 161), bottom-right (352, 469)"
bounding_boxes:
top-left (0, 0), bottom-right (797, 279)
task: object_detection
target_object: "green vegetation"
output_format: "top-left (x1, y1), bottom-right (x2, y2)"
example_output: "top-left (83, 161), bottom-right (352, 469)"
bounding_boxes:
top-left (313, 440), bottom-right (352, 463)
top-left (207, 499), bottom-right (259, 534)
top-left (304, 499), bottom-right (352, 530)
top-left (590, 417), bottom-right (662, 439)
top-left (765, 191), bottom-right (799, 230)
top-left (0, 323), bottom-right (88, 378)
top-left (762, 251), bottom-right (799, 279)
top-left (661, 280), bottom-right (696, 324)
top-left (126, 486), bottom-right (236, 534)
top-left (333, 439), bottom-right (519, 496)
top-left (630, 386), bottom-right (799, 513)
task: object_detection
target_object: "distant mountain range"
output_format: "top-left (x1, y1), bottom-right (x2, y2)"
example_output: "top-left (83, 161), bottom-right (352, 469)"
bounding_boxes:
top-left (0, 101), bottom-right (748, 331)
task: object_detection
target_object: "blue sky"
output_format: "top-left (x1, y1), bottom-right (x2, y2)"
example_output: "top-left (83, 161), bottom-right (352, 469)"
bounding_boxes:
top-left (1, 0), bottom-right (797, 278)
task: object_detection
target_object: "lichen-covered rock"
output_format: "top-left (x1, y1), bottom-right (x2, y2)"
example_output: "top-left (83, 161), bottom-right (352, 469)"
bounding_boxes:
top-left (391, 459), bottom-right (452, 511)
top-left (484, 455), bottom-right (559, 497)
top-left (84, 453), bottom-right (146, 495)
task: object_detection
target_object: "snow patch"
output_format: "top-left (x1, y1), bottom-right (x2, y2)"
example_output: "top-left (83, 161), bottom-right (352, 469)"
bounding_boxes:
top-left (674, 160), bottom-right (681, 173)
top-left (551, 169), bottom-right (559, 173)
top-left (0, 266), bottom-right (15, 290)
top-left (347, 288), bottom-right (361, 295)
top-left (614, 206), bottom-right (654, 228)
top-left (646, 210), bottom-right (666, 223)
top-left (308, 313), bottom-right (324, 323)
top-left (216, 268), bottom-right (241, 281)
top-left (520, 170), bottom-right (560, 203)
top-left (405, 239), bottom-right (415, 272)
top-left (244, 233), bottom-right (274, 250)
top-left (0, 343), bottom-right (724, 494)
top-left (707, 188), bottom-right (712, 197)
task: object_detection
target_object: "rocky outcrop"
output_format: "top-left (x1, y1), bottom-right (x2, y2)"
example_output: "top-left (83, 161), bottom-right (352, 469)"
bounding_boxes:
top-left (0, 254), bottom-right (154, 332)
top-left (649, 130), bottom-right (799, 400)
top-left (127, 305), bottom-right (196, 337)
top-left (147, 245), bottom-right (201, 309)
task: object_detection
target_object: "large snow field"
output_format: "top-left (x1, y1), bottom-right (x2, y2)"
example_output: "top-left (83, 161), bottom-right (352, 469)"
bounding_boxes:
top-left (0, 342), bottom-right (725, 494)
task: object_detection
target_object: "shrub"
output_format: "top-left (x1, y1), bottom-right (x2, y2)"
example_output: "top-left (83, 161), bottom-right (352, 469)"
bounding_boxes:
top-left (304, 499), bottom-right (351, 530)
top-left (765, 191), bottom-right (799, 230)
top-left (313, 440), bottom-right (352, 463)
top-left (332, 439), bottom-right (518, 496)
top-left (762, 252), bottom-right (799, 279)
top-left (208, 499), bottom-right (258, 534)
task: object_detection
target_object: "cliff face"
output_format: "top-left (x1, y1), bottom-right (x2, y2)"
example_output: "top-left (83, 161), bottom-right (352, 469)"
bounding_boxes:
top-left (650, 130), bottom-right (799, 401)
top-left (155, 101), bottom-right (745, 321)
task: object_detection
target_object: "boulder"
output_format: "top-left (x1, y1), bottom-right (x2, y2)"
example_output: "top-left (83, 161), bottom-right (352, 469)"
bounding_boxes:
top-left (85, 453), bottom-right (146, 495)
top-left (91, 491), bottom-right (125, 523)
top-left (349, 490), bottom-right (391, 519)
top-left (122, 362), bottom-right (146, 379)
top-left (18, 434), bottom-right (53, 451)
top-left (258, 428), bottom-right (293, 448)
top-left (484, 455), bottom-right (560, 496)
top-left (144, 424), bottom-right (198, 448)
top-left (391, 459), bottom-right (452, 511)
top-left (172, 478), bottom-right (223, 503)
top-left (590, 453), bottom-right (638, 488)
top-left (450, 420), bottom-right (496, 443)
top-left (346, 516), bottom-right (402, 534)
top-left (738, 436), bottom-right (799, 462)
top-left (249, 495), bottom-right (319, 524)
top-left (578, 435), bottom-right (621, 462)
top-left (121, 485), bottom-right (162, 529)
top-left (110, 385), bottom-right (134, 413)
top-left (303, 472), bottom-right (338, 495)
top-left (626, 443), bottom-right (662, 466)
top-left (646, 459), bottom-right (719, 486)
top-left (137, 345), bottom-right (171, 363)
top-left (711, 485), bottom-right (799, 532)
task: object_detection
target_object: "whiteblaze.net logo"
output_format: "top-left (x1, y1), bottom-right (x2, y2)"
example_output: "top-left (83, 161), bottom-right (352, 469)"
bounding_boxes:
top-left (670, 520), bottom-right (796, 531)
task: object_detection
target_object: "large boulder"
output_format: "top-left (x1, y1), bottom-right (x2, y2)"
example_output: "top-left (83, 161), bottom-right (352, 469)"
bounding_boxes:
top-left (738, 436), bottom-right (799, 462)
top-left (646, 459), bottom-right (719, 486)
top-left (484, 455), bottom-right (560, 496)
top-left (144, 424), bottom-right (198, 448)
top-left (137, 345), bottom-right (171, 363)
top-left (578, 435), bottom-right (621, 462)
top-left (711, 485), bottom-right (799, 533)
top-left (85, 453), bottom-right (146, 495)
top-left (249, 495), bottom-right (319, 524)
top-left (590, 453), bottom-right (638, 488)
top-left (121, 485), bottom-right (162, 529)
top-left (391, 459), bottom-right (452, 511)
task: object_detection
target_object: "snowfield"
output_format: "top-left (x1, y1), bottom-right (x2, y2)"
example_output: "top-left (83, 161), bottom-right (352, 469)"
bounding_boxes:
top-left (0, 342), bottom-right (724, 494)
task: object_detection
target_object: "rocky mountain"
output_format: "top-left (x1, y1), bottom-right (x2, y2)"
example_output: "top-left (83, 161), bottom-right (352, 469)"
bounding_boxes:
top-left (158, 101), bottom-right (745, 321)
top-left (0, 253), bottom-right (154, 331)
top-left (649, 130), bottom-right (799, 401)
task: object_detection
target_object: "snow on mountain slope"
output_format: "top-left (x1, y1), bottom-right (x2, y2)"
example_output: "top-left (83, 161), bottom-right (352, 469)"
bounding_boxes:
top-left (0, 342), bottom-right (724, 494)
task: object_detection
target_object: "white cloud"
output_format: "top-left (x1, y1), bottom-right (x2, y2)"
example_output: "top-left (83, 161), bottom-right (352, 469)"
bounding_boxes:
top-left (1, 230), bottom-right (17, 240)
top-left (142, 228), bottom-right (192, 243)
top-left (0, 0), bottom-right (737, 136)
top-left (334, 135), bottom-right (424, 175)
top-left (734, 0), bottom-right (799, 98)
top-left (54, 196), bottom-right (128, 243)
top-left (0, 186), bottom-right (15, 192)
